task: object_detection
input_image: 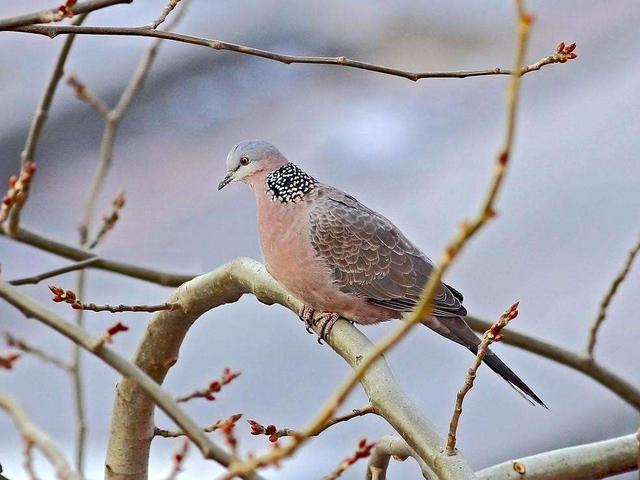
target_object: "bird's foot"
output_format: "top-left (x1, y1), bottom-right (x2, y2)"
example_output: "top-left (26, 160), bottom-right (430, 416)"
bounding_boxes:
top-left (315, 312), bottom-right (340, 344)
top-left (298, 304), bottom-right (316, 334)
top-left (297, 305), bottom-right (340, 344)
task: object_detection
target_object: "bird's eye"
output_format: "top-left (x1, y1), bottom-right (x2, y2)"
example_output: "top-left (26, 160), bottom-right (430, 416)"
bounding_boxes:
top-left (240, 156), bottom-right (250, 166)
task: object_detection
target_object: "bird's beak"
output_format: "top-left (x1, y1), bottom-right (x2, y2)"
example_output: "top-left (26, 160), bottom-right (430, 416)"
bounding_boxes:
top-left (218, 172), bottom-right (234, 191)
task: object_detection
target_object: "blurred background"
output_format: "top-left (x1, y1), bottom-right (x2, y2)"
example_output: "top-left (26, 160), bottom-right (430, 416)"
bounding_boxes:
top-left (1, 1), bottom-right (639, 478)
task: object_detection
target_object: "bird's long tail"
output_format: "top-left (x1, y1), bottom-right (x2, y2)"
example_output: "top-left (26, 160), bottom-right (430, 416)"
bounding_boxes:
top-left (422, 315), bottom-right (547, 408)
top-left (472, 345), bottom-right (547, 408)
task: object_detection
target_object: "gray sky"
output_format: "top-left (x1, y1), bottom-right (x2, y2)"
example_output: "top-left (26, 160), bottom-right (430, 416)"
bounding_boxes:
top-left (1, 1), bottom-right (639, 479)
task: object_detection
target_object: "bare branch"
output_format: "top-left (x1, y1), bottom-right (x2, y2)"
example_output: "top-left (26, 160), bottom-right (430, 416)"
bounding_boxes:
top-left (0, 393), bottom-right (80, 480)
top-left (585, 232), bottom-right (640, 358)
top-left (48, 285), bottom-right (180, 313)
top-left (1, 162), bottom-right (37, 232)
top-left (0, 0), bottom-right (132, 30)
top-left (13, 24), bottom-right (576, 83)
top-left (155, 413), bottom-right (243, 439)
top-left (104, 257), bottom-right (474, 480)
top-left (0, 279), bottom-right (265, 480)
top-left (446, 302), bottom-right (520, 455)
top-left (366, 435), bottom-right (430, 480)
top-left (66, 73), bottom-right (110, 119)
top-left (150, 0), bottom-right (182, 30)
top-left (87, 190), bottom-right (125, 249)
top-left (163, 439), bottom-right (189, 480)
top-left (176, 368), bottom-right (241, 403)
top-left (476, 433), bottom-right (638, 480)
top-left (324, 438), bottom-right (375, 480)
top-left (248, 405), bottom-right (375, 443)
top-left (9, 257), bottom-right (99, 286)
top-left (4, 332), bottom-right (73, 372)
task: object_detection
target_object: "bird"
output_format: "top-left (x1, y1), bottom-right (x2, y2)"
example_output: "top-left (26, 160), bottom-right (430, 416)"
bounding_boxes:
top-left (218, 140), bottom-right (545, 407)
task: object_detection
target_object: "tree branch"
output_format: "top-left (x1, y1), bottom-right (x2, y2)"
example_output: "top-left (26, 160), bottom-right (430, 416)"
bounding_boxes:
top-left (366, 435), bottom-right (430, 480)
top-left (0, 393), bottom-right (80, 480)
top-left (446, 303), bottom-right (520, 456)
top-left (476, 433), bottom-right (638, 480)
top-left (103, 257), bottom-right (474, 480)
top-left (9, 257), bottom-right (99, 286)
top-left (0, 0), bottom-right (132, 30)
top-left (11, 25), bottom-right (575, 83)
top-left (585, 232), bottom-right (640, 358)
top-left (0, 280), bottom-right (265, 480)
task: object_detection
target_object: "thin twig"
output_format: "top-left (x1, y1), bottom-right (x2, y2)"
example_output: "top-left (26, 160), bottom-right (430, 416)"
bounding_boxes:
top-left (14, 24), bottom-right (576, 83)
top-left (9, 257), bottom-right (99, 286)
top-left (445, 302), bottom-right (519, 455)
top-left (66, 73), bottom-right (110, 119)
top-left (585, 232), bottom-right (640, 358)
top-left (87, 190), bottom-right (125, 249)
top-left (224, 2), bottom-right (533, 477)
top-left (0, 0), bottom-right (131, 30)
top-left (150, 0), bottom-right (182, 30)
top-left (164, 439), bottom-right (189, 480)
top-left (0, 393), bottom-right (81, 480)
top-left (324, 438), bottom-right (375, 480)
top-left (49, 285), bottom-right (181, 312)
top-left (4, 332), bottom-right (73, 372)
top-left (248, 405), bottom-right (375, 442)
top-left (176, 368), bottom-right (240, 403)
top-left (155, 414), bottom-right (243, 439)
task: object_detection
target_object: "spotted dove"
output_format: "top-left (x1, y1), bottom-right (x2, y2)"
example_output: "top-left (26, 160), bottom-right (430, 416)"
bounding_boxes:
top-left (218, 140), bottom-right (545, 407)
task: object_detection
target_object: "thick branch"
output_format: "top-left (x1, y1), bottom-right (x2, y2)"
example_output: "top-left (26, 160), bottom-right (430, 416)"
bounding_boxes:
top-left (13, 25), bottom-right (574, 82)
top-left (0, 393), bottom-right (80, 480)
top-left (104, 257), bottom-right (475, 480)
top-left (0, 280), bottom-right (264, 480)
top-left (0, 0), bottom-right (132, 30)
top-left (476, 433), bottom-right (638, 480)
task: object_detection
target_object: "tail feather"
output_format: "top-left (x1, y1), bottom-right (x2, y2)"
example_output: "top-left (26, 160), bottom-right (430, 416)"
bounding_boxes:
top-left (421, 315), bottom-right (547, 408)
top-left (476, 347), bottom-right (548, 408)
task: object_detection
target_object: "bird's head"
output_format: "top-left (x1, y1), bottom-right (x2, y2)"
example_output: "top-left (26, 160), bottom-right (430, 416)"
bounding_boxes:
top-left (218, 140), bottom-right (288, 190)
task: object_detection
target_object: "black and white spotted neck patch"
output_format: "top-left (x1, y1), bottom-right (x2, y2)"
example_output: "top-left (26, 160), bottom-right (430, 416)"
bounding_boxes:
top-left (265, 163), bottom-right (317, 203)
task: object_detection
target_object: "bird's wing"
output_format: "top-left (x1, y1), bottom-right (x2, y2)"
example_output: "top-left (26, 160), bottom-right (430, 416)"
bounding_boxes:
top-left (309, 186), bottom-right (466, 317)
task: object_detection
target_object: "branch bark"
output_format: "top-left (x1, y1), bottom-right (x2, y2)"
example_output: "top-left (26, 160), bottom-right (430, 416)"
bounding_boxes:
top-left (0, 0), bottom-right (132, 30)
top-left (104, 257), bottom-right (475, 480)
top-left (0, 280), bottom-right (265, 480)
top-left (476, 433), bottom-right (638, 480)
top-left (11, 25), bottom-right (575, 82)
